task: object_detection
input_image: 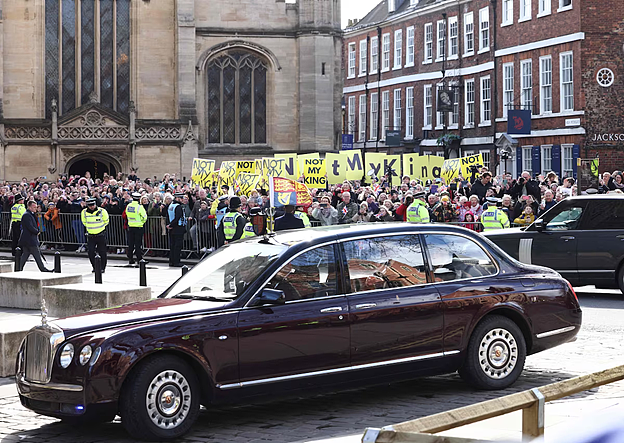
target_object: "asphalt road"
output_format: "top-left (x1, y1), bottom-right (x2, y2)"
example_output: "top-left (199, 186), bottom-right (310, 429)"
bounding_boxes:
top-left (0, 287), bottom-right (622, 443)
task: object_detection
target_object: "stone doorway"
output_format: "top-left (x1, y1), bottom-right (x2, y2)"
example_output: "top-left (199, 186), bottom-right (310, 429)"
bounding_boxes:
top-left (65, 152), bottom-right (123, 180)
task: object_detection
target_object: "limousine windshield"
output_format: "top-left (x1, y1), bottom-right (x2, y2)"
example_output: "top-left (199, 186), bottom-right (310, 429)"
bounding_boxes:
top-left (164, 242), bottom-right (289, 301)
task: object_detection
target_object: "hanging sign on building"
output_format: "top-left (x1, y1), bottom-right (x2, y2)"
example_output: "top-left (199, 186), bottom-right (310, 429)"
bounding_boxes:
top-left (507, 110), bottom-right (532, 135)
top-left (341, 134), bottom-right (354, 150)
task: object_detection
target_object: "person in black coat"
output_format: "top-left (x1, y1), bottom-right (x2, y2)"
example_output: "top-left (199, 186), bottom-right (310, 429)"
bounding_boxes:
top-left (469, 172), bottom-right (494, 204)
top-left (511, 171), bottom-right (541, 203)
top-left (18, 200), bottom-right (52, 272)
top-left (274, 205), bottom-right (305, 232)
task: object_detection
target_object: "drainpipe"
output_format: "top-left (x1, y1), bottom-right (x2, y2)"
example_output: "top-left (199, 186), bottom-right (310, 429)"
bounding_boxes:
top-left (491, 0), bottom-right (500, 173)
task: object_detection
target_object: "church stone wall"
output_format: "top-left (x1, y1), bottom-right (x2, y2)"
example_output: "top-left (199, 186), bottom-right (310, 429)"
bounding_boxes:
top-left (194, 0), bottom-right (299, 31)
top-left (3, 0), bottom-right (44, 119)
top-left (135, 145), bottom-right (181, 180)
top-left (4, 145), bottom-right (50, 182)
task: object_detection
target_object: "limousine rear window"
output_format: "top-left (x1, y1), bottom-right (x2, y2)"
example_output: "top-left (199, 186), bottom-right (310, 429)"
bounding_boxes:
top-left (164, 243), bottom-right (288, 300)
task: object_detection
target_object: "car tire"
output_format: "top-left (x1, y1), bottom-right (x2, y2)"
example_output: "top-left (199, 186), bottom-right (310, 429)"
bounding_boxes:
top-left (459, 315), bottom-right (527, 390)
top-left (120, 355), bottom-right (200, 441)
top-left (617, 266), bottom-right (624, 295)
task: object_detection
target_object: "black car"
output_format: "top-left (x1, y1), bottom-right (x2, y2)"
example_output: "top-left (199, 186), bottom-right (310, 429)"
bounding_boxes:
top-left (16, 223), bottom-right (581, 441)
top-left (485, 195), bottom-right (624, 293)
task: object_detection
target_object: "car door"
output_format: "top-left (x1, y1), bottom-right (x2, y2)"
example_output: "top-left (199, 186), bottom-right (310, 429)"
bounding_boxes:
top-left (237, 243), bottom-right (350, 382)
top-left (529, 200), bottom-right (587, 284)
top-left (576, 200), bottom-right (624, 286)
top-left (341, 234), bottom-right (444, 366)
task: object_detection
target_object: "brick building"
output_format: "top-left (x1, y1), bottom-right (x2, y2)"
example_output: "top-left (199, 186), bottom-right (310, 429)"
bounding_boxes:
top-left (343, 0), bottom-right (624, 178)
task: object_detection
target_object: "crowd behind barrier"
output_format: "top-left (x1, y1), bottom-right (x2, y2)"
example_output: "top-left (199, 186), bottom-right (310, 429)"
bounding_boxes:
top-left (0, 167), bottom-right (620, 259)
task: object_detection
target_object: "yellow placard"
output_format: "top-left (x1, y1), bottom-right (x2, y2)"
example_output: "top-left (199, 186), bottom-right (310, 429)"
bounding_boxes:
top-left (219, 160), bottom-right (237, 185)
top-left (297, 153), bottom-right (320, 178)
top-left (191, 158), bottom-right (215, 187)
top-left (274, 153), bottom-right (298, 180)
top-left (235, 160), bottom-right (256, 177)
top-left (325, 153), bottom-right (347, 185)
top-left (302, 158), bottom-right (326, 187)
top-left (365, 153), bottom-right (401, 180)
top-left (442, 158), bottom-right (462, 183)
top-left (237, 173), bottom-right (261, 195)
top-left (345, 150), bottom-right (364, 181)
top-left (460, 154), bottom-right (485, 179)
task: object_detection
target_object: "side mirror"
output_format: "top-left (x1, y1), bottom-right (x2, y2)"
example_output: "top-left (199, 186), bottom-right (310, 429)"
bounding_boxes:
top-left (255, 288), bottom-right (286, 306)
top-left (534, 219), bottom-right (545, 231)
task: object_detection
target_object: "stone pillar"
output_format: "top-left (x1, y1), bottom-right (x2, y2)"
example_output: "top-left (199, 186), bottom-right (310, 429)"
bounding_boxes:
top-left (0, 0), bottom-right (4, 120)
top-left (181, 121), bottom-right (198, 180)
top-left (176, 0), bottom-right (197, 124)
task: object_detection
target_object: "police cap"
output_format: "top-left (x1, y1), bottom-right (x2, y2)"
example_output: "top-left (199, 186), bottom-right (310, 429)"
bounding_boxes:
top-left (132, 192), bottom-right (142, 201)
top-left (14, 194), bottom-right (24, 202)
top-left (86, 197), bottom-right (97, 205)
top-left (249, 207), bottom-right (264, 216)
top-left (486, 197), bottom-right (500, 204)
top-left (414, 191), bottom-right (427, 199)
top-left (174, 192), bottom-right (185, 199)
top-left (229, 196), bottom-right (242, 209)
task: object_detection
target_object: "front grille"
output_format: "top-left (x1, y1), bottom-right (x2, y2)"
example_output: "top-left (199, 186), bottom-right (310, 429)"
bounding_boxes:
top-left (22, 325), bottom-right (64, 384)
top-left (25, 332), bottom-right (51, 383)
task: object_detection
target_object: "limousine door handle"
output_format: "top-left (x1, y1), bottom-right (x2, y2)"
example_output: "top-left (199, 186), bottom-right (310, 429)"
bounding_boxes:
top-left (561, 236), bottom-right (575, 241)
top-left (617, 235), bottom-right (624, 240)
top-left (355, 303), bottom-right (377, 310)
top-left (320, 307), bottom-right (343, 313)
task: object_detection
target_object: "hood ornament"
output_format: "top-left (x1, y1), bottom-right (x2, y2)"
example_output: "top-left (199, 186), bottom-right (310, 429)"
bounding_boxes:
top-left (41, 299), bottom-right (48, 326)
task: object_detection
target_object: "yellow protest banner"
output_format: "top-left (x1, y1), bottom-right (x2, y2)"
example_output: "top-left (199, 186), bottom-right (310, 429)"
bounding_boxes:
top-left (442, 158), bottom-right (462, 183)
top-left (237, 173), bottom-right (261, 195)
top-left (191, 158), bottom-right (215, 187)
top-left (219, 160), bottom-right (237, 185)
top-left (428, 156), bottom-right (444, 181)
top-left (235, 160), bottom-right (256, 176)
top-left (345, 150), bottom-right (364, 181)
top-left (402, 154), bottom-right (445, 181)
top-left (297, 153), bottom-right (320, 178)
top-left (274, 153), bottom-right (298, 180)
top-left (460, 153), bottom-right (485, 179)
top-left (365, 153), bottom-right (401, 180)
top-left (302, 158), bottom-right (326, 187)
top-left (325, 153), bottom-right (347, 184)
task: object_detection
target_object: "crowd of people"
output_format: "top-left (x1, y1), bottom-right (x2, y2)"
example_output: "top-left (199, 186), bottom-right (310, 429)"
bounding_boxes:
top-left (2, 166), bottom-right (623, 258)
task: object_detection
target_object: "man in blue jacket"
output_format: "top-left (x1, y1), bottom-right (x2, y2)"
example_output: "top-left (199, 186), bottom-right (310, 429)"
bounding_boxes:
top-left (19, 200), bottom-right (52, 272)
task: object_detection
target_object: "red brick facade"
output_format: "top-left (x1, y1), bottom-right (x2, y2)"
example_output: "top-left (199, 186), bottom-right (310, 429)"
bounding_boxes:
top-left (343, 0), bottom-right (623, 177)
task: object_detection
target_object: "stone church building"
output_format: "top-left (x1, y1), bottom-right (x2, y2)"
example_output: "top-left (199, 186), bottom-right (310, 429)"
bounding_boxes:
top-left (0, 0), bottom-right (342, 181)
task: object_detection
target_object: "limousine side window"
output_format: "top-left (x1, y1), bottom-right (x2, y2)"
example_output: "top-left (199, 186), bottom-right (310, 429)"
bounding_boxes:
top-left (424, 234), bottom-right (497, 282)
top-left (266, 245), bottom-right (337, 301)
top-left (342, 235), bottom-right (427, 292)
top-left (582, 201), bottom-right (624, 230)
top-left (546, 207), bottom-right (584, 231)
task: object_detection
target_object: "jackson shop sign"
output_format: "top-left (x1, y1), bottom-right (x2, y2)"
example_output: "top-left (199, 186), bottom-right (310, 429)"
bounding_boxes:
top-left (592, 133), bottom-right (624, 142)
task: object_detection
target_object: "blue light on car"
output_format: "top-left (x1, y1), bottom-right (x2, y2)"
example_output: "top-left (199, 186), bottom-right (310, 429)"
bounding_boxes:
top-left (75, 405), bottom-right (84, 411)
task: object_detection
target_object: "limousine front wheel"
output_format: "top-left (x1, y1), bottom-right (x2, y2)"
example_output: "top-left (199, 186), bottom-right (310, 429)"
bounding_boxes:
top-left (460, 315), bottom-right (527, 390)
top-left (120, 355), bottom-right (201, 441)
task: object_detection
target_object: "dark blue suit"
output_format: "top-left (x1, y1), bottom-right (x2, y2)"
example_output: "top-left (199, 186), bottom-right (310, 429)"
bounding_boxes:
top-left (274, 213), bottom-right (305, 232)
top-left (18, 210), bottom-right (50, 272)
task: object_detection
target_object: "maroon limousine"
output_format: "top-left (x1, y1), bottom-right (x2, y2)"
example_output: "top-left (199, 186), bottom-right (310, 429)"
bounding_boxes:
top-left (16, 224), bottom-right (581, 440)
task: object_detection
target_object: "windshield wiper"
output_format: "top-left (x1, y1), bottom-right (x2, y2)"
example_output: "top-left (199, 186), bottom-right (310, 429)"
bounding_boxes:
top-left (171, 294), bottom-right (234, 302)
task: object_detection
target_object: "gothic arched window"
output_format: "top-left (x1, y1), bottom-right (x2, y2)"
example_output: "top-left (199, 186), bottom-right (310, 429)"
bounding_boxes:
top-left (45, 0), bottom-right (131, 118)
top-left (207, 51), bottom-right (267, 145)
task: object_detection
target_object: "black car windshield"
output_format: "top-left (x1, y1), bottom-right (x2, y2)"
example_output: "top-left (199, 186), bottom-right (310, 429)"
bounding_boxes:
top-left (163, 242), bottom-right (288, 301)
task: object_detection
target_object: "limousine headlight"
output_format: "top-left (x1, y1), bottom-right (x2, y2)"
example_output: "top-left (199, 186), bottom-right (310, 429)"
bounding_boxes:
top-left (78, 345), bottom-right (92, 366)
top-left (60, 343), bottom-right (74, 368)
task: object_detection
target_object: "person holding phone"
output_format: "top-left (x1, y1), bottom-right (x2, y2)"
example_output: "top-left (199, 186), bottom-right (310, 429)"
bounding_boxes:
top-left (311, 197), bottom-right (338, 226)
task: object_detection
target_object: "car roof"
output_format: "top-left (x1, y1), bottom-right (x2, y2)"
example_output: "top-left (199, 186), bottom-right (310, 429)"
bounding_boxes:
top-left (562, 194), bottom-right (624, 202)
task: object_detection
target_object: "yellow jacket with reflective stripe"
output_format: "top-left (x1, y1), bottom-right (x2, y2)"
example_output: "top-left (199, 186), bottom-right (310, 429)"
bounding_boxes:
top-left (406, 200), bottom-right (430, 223)
top-left (241, 222), bottom-right (256, 239)
top-left (126, 201), bottom-right (147, 227)
top-left (481, 208), bottom-right (510, 231)
top-left (81, 207), bottom-right (110, 235)
top-left (223, 211), bottom-right (243, 240)
top-left (11, 204), bottom-right (25, 223)
top-left (294, 211), bottom-right (311, 228)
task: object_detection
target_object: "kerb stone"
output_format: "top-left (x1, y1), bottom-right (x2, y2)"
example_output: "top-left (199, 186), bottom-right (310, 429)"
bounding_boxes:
top-left (0, 272), bottom-right (83, 310)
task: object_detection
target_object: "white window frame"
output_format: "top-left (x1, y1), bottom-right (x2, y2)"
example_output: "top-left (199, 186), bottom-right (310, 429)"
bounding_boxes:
top-left (347, 43), bottom-right (356, 78)
top-left (503, 62), bottom-right (514, 118)
top-left (502, 0), bottom-right (513, 26)
top-left (382, 33), bottom-right (391, 72)
top-left (558, 0), bottom-right (572, 13)
top-left (541, 145), bottom-right (553, 173)
top-left (406, 26), bottom-right (415, 67)
top-left (464, 12), bottom-right (474, 56)
top-left (522, 146), bottom-right (533, 173)
top-left (450, 83), bottom-right (460, 128)
top-left (393, 89), bottom-right (402, 131)
top-left (348, 96), bottom-right (356, 135)
top-left (479, 149), bottom-right (491, 170)
top-left (560, 51), bottom-right (574, 112)
top-left (436, 20), bottom-right (446, 61)
top-left (424, 23), bottom-right (433, 63)
top-left (463, 150), bottom-right (475, 157)
top-left (465, 79), bottom-right (475, 128)
top-left (562, 144), bottom-right (574, 177)
top-left (406, 87), bottom-right (414, 139)
top-left (436, 151), bottom-right (446, 157)
top-left (394, 29), bottom-right (403, 70)
top-left (370, 36), bottom-right (379, 74)
top-left (538, 0), bottom-right (551, 17)
top-left (521, 59), bottom-right (533, 113)
top-left (423, 85), bottom-right (432, 129)
top-left (370, 92), bottom-right (379, 140)
top-left (480, 76), bottom-right (491, 125)
top-left (359, 39), bottom-right (367, 76)
top-left (540, 55), bottom-right (553, 114)
top-left (359, 95), bottom-right (366, 141)
top-left (448, 16), bottom-right (458, 59)
top-left (382, 90), bottom-right (390, 139)
top-left (520, 0), bottom-right (532, 21)
top-left (479, 8), bottom-right (490, 53)
top-left (436, 83), bottom-right (444, 129)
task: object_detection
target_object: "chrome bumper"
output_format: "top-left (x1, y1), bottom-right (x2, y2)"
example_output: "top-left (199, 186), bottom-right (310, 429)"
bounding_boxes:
top-left (16, 373), bottom-right (83, 392)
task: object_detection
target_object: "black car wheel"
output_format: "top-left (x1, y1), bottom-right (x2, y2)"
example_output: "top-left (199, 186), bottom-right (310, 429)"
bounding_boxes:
top-left (460, 315), bottom-right (527, 390)
top-left (617, 266), bottom-right (624, 295)
top-left (120, 355), bottom-right (200, 441)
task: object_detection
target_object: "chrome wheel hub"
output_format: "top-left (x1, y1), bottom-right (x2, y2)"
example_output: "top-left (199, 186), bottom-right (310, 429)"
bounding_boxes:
top-left (146, 370), bottom-right (191, 430)
top-left (478, 328), bottom-right (518, 379)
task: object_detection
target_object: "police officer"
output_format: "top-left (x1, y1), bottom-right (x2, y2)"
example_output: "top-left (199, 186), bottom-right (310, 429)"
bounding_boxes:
top-left (167, 192), bottom-right (187, 267)
top-left (481, 197), bottom-right (510, 231)
top-left (406, 191), bottom-right (431, 223)
top-left (81, 198), bottom-right (110, 273)
top-left (294, 205), bottom-right (311, 228)
top-left (10, 194), bottom-right (26, 256)
top-left (126, 192), bottom-right (147, 265)
top-left (218, 196), bottom-right (246, 244)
